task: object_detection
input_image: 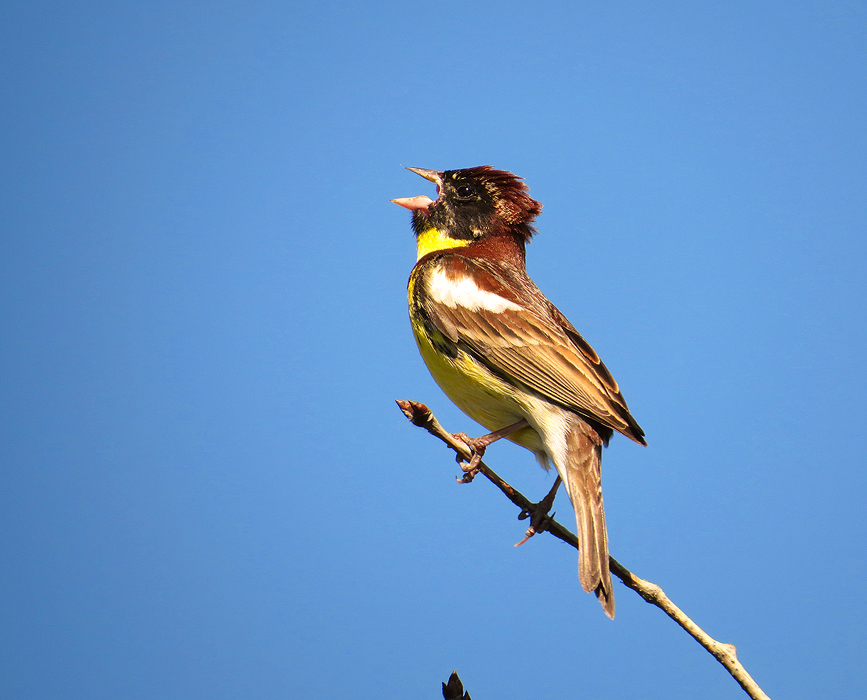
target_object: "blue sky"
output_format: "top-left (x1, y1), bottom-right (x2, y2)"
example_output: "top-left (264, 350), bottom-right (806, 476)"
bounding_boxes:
top-left (2, 1), bottom-right (865, 698)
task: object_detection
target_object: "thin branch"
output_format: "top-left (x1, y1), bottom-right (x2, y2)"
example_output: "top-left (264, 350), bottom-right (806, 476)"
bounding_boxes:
top-left (397, 399), bottom-right (771, 700)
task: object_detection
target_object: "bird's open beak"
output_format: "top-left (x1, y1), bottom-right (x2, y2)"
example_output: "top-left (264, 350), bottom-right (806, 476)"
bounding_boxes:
top-left (405, 167), bottom-right (443, 185)
top-left (391, 195), bottom-right (434, 212)
top-left (391, 167), bottom-right (443, 212)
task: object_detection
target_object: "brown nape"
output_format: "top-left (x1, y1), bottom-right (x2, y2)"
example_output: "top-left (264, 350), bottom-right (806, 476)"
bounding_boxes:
top-left (462, 228), bottom-right (529, 269)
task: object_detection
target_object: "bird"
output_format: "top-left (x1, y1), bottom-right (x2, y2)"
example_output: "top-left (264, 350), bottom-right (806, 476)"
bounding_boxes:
top-left (392, 166), bottom-right (646, 618)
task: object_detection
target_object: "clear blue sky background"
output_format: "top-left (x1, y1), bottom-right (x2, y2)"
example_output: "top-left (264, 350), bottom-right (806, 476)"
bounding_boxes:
top-left (2, 2), bottom-right (865, 698)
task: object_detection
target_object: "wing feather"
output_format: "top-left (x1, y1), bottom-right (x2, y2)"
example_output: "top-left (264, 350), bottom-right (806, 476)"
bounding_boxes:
top-left (423, 255), bottom-right (646, 444)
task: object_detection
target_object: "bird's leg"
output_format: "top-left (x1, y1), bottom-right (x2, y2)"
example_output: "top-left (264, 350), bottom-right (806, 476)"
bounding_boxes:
top-left (515, 475), bottom-right (561, 546)
top-left (454, 419), bottom-right (529, 483)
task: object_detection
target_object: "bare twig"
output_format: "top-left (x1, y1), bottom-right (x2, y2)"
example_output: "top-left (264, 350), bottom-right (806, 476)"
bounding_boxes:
top-left (397, 399), bottom-right (771, 700)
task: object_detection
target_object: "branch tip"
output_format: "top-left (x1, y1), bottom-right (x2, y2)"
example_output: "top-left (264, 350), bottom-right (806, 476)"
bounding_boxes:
top-left (397, 398), bottom-right (771, 700)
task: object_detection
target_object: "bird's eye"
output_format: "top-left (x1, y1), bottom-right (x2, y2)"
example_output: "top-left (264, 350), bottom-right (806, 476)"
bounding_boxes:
top-left (455, 185), bottom-right (475, 199)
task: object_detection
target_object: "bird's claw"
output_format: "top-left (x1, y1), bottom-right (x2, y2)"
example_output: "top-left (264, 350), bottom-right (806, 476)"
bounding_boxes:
top-left (453, 432), bottom-right (487, 483)
top-left (515, 507), bottom-right (555, 546)
top-left (514, 476), bottom-right (561, 546)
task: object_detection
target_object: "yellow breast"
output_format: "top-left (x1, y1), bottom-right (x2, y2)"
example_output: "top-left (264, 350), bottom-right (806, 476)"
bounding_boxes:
top-left (408, 263), bottom-right (542, 454)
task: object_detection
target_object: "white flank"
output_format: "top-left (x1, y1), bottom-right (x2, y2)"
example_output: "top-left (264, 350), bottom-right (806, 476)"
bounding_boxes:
top-left (429, 270), bottom-right (523, 313)
top-left (520, 394), bottom-right (571, 473)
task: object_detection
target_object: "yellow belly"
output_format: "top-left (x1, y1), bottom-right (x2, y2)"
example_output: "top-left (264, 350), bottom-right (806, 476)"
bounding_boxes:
top-left (411, 318), bottom-right (544, 455)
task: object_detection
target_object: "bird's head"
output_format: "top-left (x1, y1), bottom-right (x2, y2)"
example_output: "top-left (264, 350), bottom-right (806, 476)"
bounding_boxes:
top-left (393, 166), bottom-right (542, 260)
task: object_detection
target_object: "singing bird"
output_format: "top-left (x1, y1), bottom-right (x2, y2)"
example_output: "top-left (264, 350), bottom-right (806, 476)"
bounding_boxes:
top-left (393, 166), bottom-right (646, 618)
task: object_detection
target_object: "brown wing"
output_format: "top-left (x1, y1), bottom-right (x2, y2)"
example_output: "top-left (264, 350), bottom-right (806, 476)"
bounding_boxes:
top-left (422, 255), bottom-right (646, 445)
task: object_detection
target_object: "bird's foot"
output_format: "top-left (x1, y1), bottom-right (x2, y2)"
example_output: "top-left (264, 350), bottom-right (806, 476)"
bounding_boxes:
top-left (451, 420), bottom-right (530, 483)
top-left (515, 476), bottom-right (562, 546)
top-left (452, 432), bottom-right (487, 483)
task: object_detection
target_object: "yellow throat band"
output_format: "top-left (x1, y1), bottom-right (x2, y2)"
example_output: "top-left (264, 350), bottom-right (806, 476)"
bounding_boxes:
top-left (416, 225), bottom-right (470, 260)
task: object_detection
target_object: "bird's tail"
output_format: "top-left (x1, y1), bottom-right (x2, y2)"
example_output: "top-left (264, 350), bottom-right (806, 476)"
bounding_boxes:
top-left (559, 426), bottom-right (614, 618)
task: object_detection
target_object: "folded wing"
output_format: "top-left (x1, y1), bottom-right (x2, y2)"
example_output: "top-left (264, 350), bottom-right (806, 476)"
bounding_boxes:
top-left (423, 256), bottom-right (646, 445)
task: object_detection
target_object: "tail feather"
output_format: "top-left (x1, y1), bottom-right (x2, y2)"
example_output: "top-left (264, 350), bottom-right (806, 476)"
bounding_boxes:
top-left (557, 425), bottom-right (615, 619)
